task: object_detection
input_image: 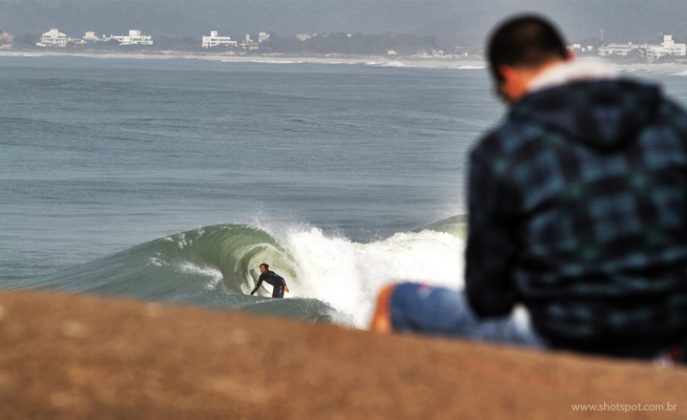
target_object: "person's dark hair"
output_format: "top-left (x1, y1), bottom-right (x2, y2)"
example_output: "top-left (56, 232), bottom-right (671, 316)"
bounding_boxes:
top-left (260, 263), bottom-right (269, 270)
top-left (487, 15), bottom-right (568, 84)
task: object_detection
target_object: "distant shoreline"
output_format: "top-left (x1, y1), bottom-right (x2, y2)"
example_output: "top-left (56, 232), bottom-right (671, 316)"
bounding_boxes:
top-left (0, 50), bottom-right (486, 70)
top-left (2, 50), bottom-right (687, 74)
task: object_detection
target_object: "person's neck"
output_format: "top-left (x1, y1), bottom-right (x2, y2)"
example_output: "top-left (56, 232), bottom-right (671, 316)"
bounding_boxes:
top-left (525, 59), bottom-right (567, 92)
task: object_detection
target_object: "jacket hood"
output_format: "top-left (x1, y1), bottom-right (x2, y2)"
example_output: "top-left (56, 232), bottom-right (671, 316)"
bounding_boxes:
top-left (511, 79), bottom-right (662, 151)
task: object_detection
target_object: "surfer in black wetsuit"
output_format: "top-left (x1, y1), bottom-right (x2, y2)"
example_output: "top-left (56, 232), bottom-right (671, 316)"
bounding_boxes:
top-left (250, 263), bottom-right (290, 298)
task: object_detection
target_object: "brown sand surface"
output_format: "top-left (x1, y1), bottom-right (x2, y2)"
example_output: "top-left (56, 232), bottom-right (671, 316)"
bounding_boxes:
top-left (0, 291), bottom-right (684, 419)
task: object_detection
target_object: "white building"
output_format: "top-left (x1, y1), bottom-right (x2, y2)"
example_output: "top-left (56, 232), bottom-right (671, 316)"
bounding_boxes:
top-left (72, 31), bottom-right (101, 45)
top-left (258, 32), bottom-right (271, 43)
top-left (599, 35), bottom-right (686, 61)
top-left (83, 32), bottom-right (100, 42)
top-left (111, 30), bottom-right (154, 46)
top-left (202, 31), bottom-right (237, 48)
top-left (0, 32), bottom-right (13, 50)
top-left (240, 34), bottom-right (260, 50)
top-left (38, 28), bottom-right (68, 48)
top-left (0, 32), bottom-right (13, 44)
top-left (599, 42), bottom-right (642, 57)
top-left (567, 43), bottom-right (595, 55)
top-left (657, 35), bottom-right (686, 57)
top-left (296, 33), bottom-right (314, 42)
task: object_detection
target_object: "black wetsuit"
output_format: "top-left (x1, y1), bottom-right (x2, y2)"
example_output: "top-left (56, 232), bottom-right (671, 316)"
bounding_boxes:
top-left (250, 270), bottom-right (286, 298)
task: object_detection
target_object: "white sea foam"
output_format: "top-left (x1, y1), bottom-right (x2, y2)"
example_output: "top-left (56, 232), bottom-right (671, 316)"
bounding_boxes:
top-left (0, 50), bottom-right (486, 70)
top-left (378, 61), bottom-right (407, 68)
top-left (149, 257), bottom-right (164, 267)
top-left (179, 262), bottom-right (225, 291)
top-left (274, 226), bottom-right (464, 327)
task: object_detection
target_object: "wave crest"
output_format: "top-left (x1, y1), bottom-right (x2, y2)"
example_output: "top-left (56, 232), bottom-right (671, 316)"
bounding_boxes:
top-left (14, 219), bottom-right (467, 327)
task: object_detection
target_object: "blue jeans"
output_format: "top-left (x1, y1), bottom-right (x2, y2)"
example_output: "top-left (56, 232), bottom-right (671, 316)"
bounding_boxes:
top-left (390, 283), bottom-right (687, 363)
top-left (390, 283), bottom-right (545, 348)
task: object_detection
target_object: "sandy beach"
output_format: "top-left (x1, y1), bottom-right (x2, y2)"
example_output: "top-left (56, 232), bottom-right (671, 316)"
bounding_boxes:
top-left (0, 291), bottom-right (683, 419)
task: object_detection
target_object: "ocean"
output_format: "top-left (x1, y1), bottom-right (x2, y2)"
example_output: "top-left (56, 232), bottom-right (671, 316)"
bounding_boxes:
top-left (2, 56), bottom-right (686, 326)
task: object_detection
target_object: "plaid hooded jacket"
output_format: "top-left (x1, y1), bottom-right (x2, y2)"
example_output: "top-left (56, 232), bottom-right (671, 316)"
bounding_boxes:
top-left (466, 76), bottom-right (687, 354)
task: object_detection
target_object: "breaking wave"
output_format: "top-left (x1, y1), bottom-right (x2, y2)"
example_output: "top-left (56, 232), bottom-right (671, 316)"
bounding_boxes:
top-left (9, 218), bottom-right (466, 328)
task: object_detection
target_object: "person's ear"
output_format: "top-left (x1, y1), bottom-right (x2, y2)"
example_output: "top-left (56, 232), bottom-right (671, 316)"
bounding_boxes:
top-left (499, 65), bottom-right (522, 86)
top-left (497, 65), bottom-right (527, 103)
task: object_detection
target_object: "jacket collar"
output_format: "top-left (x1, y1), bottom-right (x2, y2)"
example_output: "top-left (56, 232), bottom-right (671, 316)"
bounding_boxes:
top-left (528, 58), bottom-right (619, 94)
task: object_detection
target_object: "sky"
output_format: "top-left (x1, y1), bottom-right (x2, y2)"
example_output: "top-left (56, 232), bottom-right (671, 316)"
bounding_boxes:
top-left (1, 0), bottom-right (687, 43)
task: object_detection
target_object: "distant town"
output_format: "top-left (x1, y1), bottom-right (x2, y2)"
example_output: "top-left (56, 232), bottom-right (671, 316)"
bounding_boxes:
top-left (0, 27), bottom-right (687, 63)
top-left (570, 35), bottom-right (687, 63)
top-left (0, 28), bottom-right (451, 58)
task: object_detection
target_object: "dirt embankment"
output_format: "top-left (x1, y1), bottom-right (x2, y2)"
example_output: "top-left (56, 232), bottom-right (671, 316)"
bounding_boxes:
top-left (0, 292), bottom-right (683, 419)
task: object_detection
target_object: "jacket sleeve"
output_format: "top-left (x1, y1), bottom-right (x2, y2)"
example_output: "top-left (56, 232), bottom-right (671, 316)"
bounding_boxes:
top-left (250, 276), bottom-right (264, 295)
top-left (465, 147), bottom-right (519, 318)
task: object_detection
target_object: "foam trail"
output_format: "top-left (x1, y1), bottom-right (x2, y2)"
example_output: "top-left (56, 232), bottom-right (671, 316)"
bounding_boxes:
top-left (283, 227), bottom-right (464, 327)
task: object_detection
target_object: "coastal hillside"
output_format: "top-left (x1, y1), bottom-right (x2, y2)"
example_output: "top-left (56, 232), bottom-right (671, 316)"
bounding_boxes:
top-left (0, 291), bottom-right (683, 419)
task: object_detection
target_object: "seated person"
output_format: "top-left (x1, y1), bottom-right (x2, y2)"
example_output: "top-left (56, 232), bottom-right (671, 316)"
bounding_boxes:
top-left (371, 15), bottom-right (687, 362)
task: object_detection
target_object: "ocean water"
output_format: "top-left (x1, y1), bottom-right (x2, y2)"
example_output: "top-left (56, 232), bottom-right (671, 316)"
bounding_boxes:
top-left (2, 56), bottom-right (686, 326)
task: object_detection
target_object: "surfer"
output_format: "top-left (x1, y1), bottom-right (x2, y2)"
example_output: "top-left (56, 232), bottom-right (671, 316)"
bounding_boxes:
top-left (250, 263), bottom-right (290, 298)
